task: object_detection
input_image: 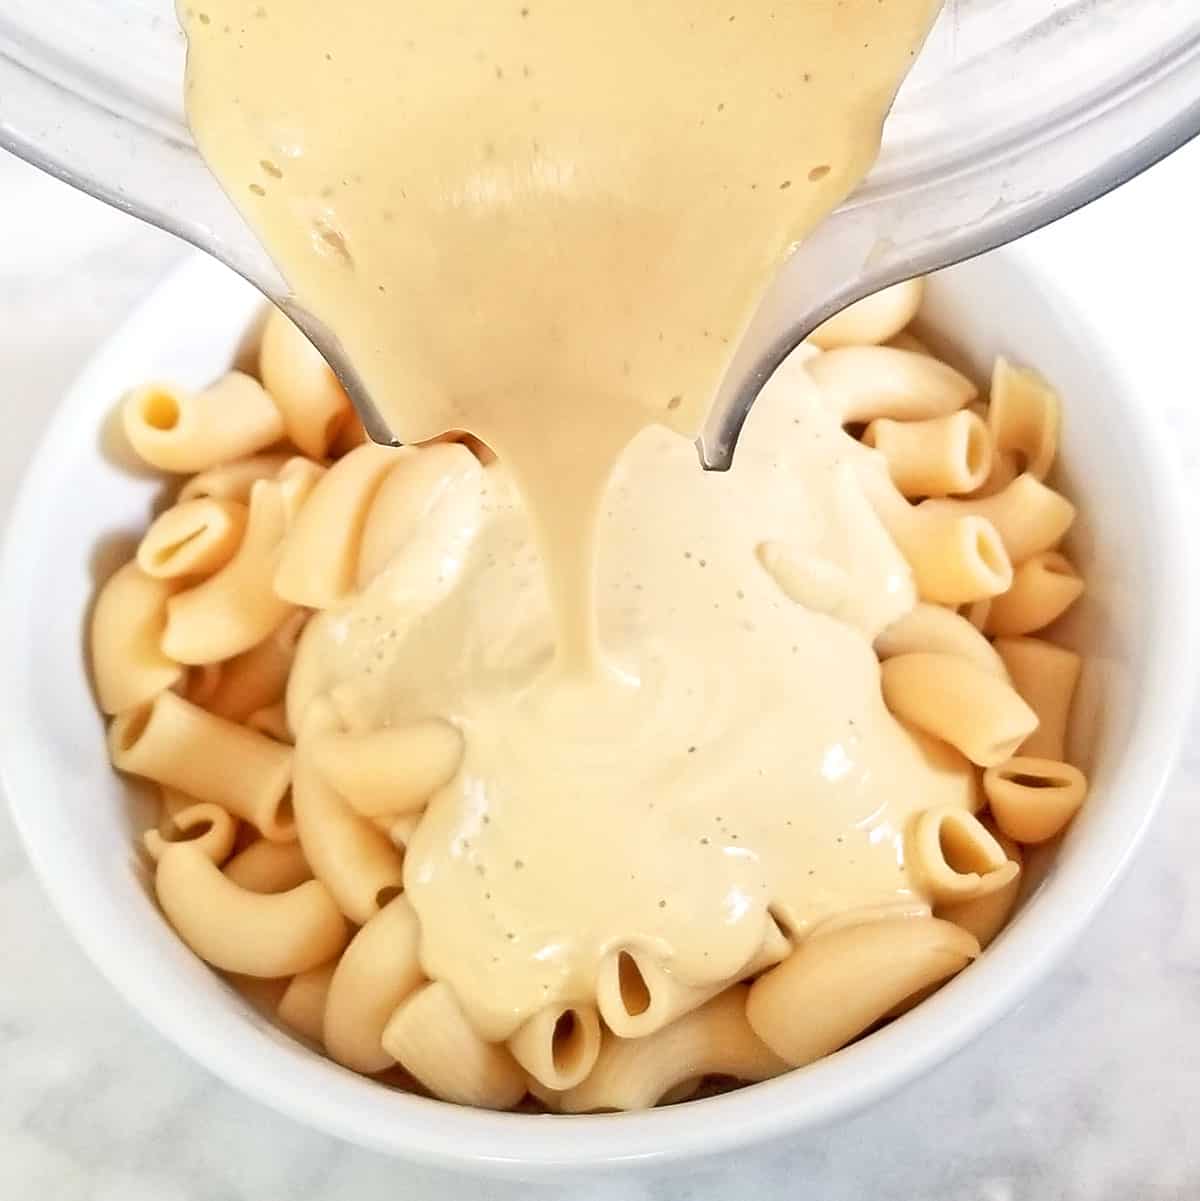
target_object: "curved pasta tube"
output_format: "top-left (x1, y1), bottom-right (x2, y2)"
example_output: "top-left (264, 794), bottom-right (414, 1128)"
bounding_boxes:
top-left (937, 823), bottom-right (1023, 949)
top-left (560, 985), bottom-right (785, 1113)
top-left (90, 561), bottom-right (183, 715)
top-left (136, 498), bottom-right (248, 581)
top-left (109, 691), bottom-right (295, 840)
top-left (205, 612), bottom-right (309, 722)
top-left (179, 452), bottom-right (291, 504)
top-left (875, 603), bottom-right (1007, 679)
top-left (225, 972), bottom-right (290, 1015)
top-left (984, 756), bottom-right (1088, 845)
top-left (983, 551), bottom-right (1084, 637)
top-left (122, 372), bottom-right (285, 473)
top-left (508, 1002), bottom-right (602, 1093)
top-left (919, 474), bottom-right (1075, 566)
top-left (143, 801), bottom-right (239, 866)
top-left (322, 895), bottom-right (423, 1073)
top-left (808, 279), bottom-right (924, 350)
top-left (356, 442), bottom-right (482, 588)
top-left (909, 805), bottom-right (1020, 903)
top-left (258, 307), bottom-right (352, 458)
top-left (596, 916), bottom-right (789, 1038)
top-left (880, 652), bottom-right (1038, 767)
top-left (223, 838), bottom-right (313, 893)
top-left (994, 637), bottom-right (1081, 761)
top-left (807, 346), bottom-right (977, 425)
top-left (747, 917), bottom-right (979, 1068)
top-left (309, 720), bottom-right (464, 818)
top-left (274, 443), bottom-right (399, 608)
top-left (864, 410), bottom-right (992, 498)
top-left (292, 728), bottom-right (405, 924)
top-left (988, 357), bottom-right (1059, 480)
top-left (155, 842), bottom-right (348, 978)
top-left (380, 982), bottom-right (526, 1110)
top-left (164, 474), bottom-right (316, 665)
top-left (277, 960), bottom-right (338, 1044)
top-left (865, 479), bottom-right (1012, 605)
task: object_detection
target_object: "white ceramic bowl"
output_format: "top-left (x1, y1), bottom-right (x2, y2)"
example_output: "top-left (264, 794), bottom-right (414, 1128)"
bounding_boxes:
top-left (1, 247), bottom-right (1193, 1176)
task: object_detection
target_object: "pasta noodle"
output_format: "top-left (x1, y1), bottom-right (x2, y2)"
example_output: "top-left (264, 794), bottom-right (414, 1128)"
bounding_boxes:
top-left (983, 756), bottom-right (1088, 845)
top-left (982, 551), bottom-right (1084, 637)
top-left (90, 561), bottom-right (183, 715)
top-left (204, 612), bottom-right (309, 722)
top-left (143, 800), bottom-right (239, 866)
top-left (292, 715), bottom-right (405, 924)
top-left (381, 982), bottom-right (527, 1110)
top-left (806, 345), bottom-right (977, 425)
top-left (163, 476), bottom-right (310, 665)
top-left (122, 372), bottom-right (285, 473)
top-left (559, 985), bottom-right (785, 1112)
top-left (919, 474), bottom-right (1076, 565)
top-left (274, 443), bottom-right (399, 609)
top-left (994, 637), bottom-right (1082, 761)
top-left (223, 838), bottom-right (313, 893)
top-left (136, 498), bottom-right (248, 580)
top-left (746, 918), bottom-right (979, 1067)
top-left (109, 691), bottom-right (295, 840)
top-left (879, 652), bottom-right (1038, 767)
top-left (508, 1002), bottom-right (602, 1093)
top-left (323, 894), bottom-right (424, 1073)
top-left (596, 916), bottom-right (790, 1038)
top-left (155, 842), bottom-right (348, 977)
top-left (874, 603), bottom-right (1007, 678)
top-left (863, 410), bottom-right (993, 498)
top-left (308, 720), bottom-right (463, 818)
top-left (179, 453), bottom-right (291, 504)
top-left (937, 823), bottom-right (1023, 950)
top-left (277, 960), bottom-right (338, 1043)
top-left (988, 357), bottom-right (1059, 480)
top-left (258, 307), bottom-right (353, 459)
top-left (808, 279), bottom-right (924, 350)
top-left (908, 805), bottom-right (1020, 904)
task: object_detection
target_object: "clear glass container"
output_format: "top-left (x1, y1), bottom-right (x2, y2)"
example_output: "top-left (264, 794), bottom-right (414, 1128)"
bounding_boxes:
top-left (2, 0), bottom-right (1199, 453)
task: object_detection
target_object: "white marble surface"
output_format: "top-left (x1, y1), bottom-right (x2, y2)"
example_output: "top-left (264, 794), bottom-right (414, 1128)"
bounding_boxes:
top-left (2, 140), bottom-right (1200, 1201)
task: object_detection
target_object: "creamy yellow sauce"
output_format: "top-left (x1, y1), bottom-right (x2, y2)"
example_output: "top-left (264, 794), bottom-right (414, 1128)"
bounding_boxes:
top-left (180, 1), bottom-right (963, 1040)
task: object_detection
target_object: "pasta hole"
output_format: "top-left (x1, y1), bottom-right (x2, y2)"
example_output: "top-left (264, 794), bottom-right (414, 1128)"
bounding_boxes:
top-left (141, 389), bottom-right (181, 431)
top-left (150, 529), bottom-right (204, 568)
top-left (973, 526), bottom-right (1007, 579)
top-left (1002, 770), bottom-right (1063, 790)
top-left (375, 885), bottom-right (403, 909)
top-left (938, 818), bottom-right (993, 877)
top-left (964, 418), bottom-right (989, 478)
top-left (551, 1009), bottom-right (583, 1073)
top-left (617, 951), bottom-right (651, 1017)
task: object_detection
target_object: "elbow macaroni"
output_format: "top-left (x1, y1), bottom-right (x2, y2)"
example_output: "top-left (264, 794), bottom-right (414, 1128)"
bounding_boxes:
top-left (91, 282), bottom-right (1092, 1113)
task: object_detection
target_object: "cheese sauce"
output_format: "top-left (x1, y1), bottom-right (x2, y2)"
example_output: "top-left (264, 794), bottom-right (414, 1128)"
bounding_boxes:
top-left (180, 0), bottom-right (966, 1039)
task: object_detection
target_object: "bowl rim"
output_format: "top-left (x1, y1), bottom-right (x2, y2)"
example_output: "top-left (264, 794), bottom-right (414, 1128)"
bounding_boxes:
top-left (1, 245), bottom-right (1195, 1174)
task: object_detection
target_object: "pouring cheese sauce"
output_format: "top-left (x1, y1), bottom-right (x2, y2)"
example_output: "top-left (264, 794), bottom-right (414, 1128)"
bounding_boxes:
top-left (180, 1), bottom-right (968, 1039)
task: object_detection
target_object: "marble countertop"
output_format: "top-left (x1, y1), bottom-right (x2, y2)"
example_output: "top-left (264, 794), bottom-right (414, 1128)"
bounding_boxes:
top-left (2, 142), bottom-right (1199, 1201)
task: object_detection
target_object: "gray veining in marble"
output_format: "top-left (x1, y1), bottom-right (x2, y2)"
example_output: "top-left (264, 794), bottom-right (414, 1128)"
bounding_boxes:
top-left (2, 142), bottom-right (1199, 1201)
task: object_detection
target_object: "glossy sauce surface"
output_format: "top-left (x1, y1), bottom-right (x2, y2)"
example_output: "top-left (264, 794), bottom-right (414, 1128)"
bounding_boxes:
top-left (182, 0), bottom-right (961, 1038)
